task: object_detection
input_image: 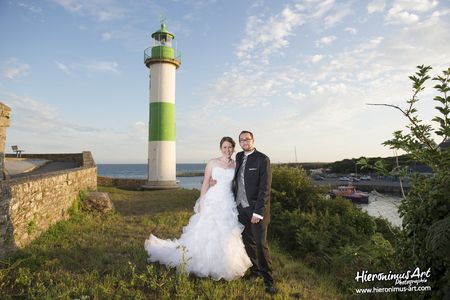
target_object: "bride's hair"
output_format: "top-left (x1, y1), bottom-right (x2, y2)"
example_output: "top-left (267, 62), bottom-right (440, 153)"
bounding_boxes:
top-left (220, 136), bottom-right (236, 148)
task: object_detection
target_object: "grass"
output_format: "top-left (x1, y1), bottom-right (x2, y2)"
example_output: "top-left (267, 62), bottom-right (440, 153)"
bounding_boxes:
top-left (0, 187), bottom-right (345, 299)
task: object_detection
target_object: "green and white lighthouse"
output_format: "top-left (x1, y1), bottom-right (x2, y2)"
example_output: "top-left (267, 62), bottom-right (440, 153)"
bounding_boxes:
top-left (143, 22), bottom-right (181, 189)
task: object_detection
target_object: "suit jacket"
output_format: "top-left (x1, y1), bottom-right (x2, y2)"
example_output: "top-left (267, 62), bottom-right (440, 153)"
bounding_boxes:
top-left (234, 149), bottom-right (272, 221)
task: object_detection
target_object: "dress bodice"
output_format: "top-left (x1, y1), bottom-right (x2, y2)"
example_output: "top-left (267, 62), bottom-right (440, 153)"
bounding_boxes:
top-left (210, 167), bottom-right (235, 191)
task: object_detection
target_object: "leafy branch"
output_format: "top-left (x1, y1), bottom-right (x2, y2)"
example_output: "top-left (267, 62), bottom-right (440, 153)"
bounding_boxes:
top-left (367, 65), bottom-right (450, 173)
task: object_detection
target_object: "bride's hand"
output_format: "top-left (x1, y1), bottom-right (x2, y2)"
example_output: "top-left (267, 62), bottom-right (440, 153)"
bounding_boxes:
top-left (209, 178), bottom-right (217, 187)
top-left (251, 216), bottom-right (261, 224)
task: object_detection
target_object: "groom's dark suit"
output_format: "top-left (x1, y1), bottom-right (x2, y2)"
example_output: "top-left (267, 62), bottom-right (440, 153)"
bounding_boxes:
top-left (234, 149), bottom-right (273, 287)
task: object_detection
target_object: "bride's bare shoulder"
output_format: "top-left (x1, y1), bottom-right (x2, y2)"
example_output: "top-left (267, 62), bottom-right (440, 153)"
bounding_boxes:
top-left (207, 158), bottom-right (220, 164)
top-left (206, 158), bottom-right (220, 167)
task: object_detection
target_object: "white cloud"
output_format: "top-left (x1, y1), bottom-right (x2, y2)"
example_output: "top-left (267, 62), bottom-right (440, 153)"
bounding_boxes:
top-left (53, 60), bottom-right (120, 75)
top-left (133, 121), bottom-right (147, 141)
top-left (390, 0), bottom-right (438, 13)
top-left (53, 0), bottom-right (82, 12)
top-left (354, 36), bottom-right (384, 53)
top-left (52, 0), bottom-right (125, 22)
top-left (2, 93), bottom-right (148, 163)
top-left (55, 61), bottom-right (71, 75)
top-left (202, 64), bottom-right (307, 110)
top-left (309, 54), bottom-right (324, 63)
top-left (82, 61), bottom-right (120, 74)
top-left (367, 0), bottom-right (385, 14)
top-left (2, 58), bottom-right (30, 79)
top-left (386, 8), bottom-right (420, 24)
top-left (203, 69), bottom-right (276, 108)
top-left (235, 6), bottom-right (304, 61)
top-left (194, 0), bottom-right (449, 163)
top-left (16, 2), bottom-right (43, 13)
top-left (315, 35), bottom-right (337, 47)
top-left (3, 93), bottom-right (95, 133)
top-left (203, 2), bottom-right (350, 112)
top-left (311, 0), bottom-right (335, 18)
top-left (102, 32), bottom-right (113, 41)
top-left (310, 83), bottom-right (348, 95)
top-left (345, 27), bottom-right (357, 34)
top-left (324, 7), bottom-right (352, 28)
top-left (431, 9), bottom-right (450, 18)
top-left (384, 0), bottom-right (438, 25)
top-left (286, 91), bottom-right (306, 101)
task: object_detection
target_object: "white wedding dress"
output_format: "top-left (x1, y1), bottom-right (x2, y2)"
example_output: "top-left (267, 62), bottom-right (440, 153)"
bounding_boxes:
top-left (144, 166), bottom-right (252, 280)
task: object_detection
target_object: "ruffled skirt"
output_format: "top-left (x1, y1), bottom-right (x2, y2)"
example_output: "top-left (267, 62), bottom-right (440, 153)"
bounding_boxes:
top-left (144, 187), bottom-right (252, 281)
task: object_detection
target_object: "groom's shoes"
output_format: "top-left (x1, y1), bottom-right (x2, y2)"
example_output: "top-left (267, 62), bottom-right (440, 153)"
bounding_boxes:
top-left (265, 285), bottom-right (278, 295)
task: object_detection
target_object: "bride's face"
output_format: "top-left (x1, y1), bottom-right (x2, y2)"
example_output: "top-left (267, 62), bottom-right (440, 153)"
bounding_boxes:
top-left (220, 141), bottom-right (234, 159)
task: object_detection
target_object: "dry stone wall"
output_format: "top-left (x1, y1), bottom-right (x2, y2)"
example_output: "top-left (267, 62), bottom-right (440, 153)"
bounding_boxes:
top-left (0, 103), bottom-right (11, 180)
top-left (0, 153), bottom-right (97, 259)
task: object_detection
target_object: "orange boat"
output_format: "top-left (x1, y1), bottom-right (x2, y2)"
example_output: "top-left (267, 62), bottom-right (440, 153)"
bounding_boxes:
top-left (329, 185), bottom-right (369, 204)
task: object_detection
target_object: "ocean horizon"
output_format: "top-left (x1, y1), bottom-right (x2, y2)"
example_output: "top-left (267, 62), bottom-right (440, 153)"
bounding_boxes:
top-left (97, 164), bottom-right (206, 190)
top-left (97, 163), bottom-right (206, 179)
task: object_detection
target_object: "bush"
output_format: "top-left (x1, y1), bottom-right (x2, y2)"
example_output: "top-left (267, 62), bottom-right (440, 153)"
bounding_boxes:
top-left (271, 166), bottom-right (323, 212)
top-left (270, 165), bottom-right (396, 292)
top-left (397, 172), bottom-right (450, 298)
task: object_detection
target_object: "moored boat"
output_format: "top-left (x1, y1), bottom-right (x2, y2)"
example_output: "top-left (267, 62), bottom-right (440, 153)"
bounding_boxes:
top-left (329, 185), bottom-right (369, 204)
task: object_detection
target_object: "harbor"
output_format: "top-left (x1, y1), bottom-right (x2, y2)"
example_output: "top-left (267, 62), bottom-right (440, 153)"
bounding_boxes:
top-left (313, 177), bottom-right (411, 195)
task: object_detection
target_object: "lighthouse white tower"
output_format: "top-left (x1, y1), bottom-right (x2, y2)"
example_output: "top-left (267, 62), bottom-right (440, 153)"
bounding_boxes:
top-left (143, 22), bottom-right (181, 189)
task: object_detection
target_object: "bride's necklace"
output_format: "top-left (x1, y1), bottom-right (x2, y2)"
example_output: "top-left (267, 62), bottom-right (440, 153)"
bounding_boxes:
top-left (220, 158), bottom-right (232, 165)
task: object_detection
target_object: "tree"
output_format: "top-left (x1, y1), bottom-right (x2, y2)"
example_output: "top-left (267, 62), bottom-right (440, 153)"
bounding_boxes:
top-left (366, 65), bottom-right (450, 299)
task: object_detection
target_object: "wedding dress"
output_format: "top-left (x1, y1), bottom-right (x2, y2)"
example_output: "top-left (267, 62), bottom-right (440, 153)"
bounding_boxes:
top-left (144, 166), bottom-right (252, 281)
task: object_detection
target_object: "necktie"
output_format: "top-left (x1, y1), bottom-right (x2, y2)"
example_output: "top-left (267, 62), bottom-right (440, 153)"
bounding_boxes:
top-left (237, 155), bottom-right (249, 207)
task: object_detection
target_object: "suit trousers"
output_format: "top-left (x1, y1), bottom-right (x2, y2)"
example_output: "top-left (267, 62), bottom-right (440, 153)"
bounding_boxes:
top-left (237, 205), bottom-right (273, 286)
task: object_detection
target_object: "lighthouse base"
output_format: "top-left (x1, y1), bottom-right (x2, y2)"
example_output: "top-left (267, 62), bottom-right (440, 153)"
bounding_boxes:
top-left (141, 180), bottom-right (179, 190)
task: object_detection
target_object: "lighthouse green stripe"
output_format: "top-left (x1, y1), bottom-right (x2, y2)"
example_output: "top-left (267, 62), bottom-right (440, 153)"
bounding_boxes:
top-left (151, 46), bottom-right (174, 60)
top-left (149, 102), bottom-right (175, 141)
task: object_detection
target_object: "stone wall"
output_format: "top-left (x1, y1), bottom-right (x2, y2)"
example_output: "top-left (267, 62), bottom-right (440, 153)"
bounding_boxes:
top-left (0, 153), bottom-right (97, 259)
top-left (0, 103), bottom-right (11, 180)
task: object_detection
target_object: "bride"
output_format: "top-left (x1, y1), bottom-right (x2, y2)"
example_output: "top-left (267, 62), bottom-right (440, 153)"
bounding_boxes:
top-left (144, 137), bottom-right (252, 280)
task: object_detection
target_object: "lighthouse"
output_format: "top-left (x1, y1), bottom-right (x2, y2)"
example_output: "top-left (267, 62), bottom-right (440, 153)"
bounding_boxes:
top-left (143, 22), bottom-right (181, 189)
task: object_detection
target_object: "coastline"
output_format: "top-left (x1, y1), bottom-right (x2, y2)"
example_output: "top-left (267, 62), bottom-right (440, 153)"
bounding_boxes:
top-left (98, 174), bottom-right (409, 195)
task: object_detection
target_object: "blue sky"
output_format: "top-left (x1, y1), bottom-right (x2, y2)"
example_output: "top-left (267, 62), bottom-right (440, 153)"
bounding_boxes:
top-left (1, 0), bottom-right (449, 163)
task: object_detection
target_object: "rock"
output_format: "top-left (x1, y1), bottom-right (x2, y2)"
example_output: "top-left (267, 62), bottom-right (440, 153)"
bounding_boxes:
top-left (84, 192), bottom-right (114, 213)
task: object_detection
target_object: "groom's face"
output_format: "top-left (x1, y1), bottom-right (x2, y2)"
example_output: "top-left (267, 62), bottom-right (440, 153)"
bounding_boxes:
top-left (239, 133), bottom-right (254, 152)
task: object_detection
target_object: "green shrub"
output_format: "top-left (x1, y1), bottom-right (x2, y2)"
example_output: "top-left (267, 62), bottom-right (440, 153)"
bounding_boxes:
top-left (270, 165), bottom-right (396, 293)
top-left (271, 166), bottom-right (324, 212)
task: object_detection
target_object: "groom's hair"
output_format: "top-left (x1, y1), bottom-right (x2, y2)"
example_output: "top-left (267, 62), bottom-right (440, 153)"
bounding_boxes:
top-left (239, 130), bottom-right (254, 139)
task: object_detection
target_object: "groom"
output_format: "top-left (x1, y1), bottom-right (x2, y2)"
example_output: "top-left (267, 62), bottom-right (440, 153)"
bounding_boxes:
top-left (234, 130), bottom-right (276, 294)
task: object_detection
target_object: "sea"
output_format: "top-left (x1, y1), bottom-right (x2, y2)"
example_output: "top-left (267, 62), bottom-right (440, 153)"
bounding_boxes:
top-left (97, 164), bottom-right (402, 227)
top-left (97, 163), bottom-right (205, 190)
